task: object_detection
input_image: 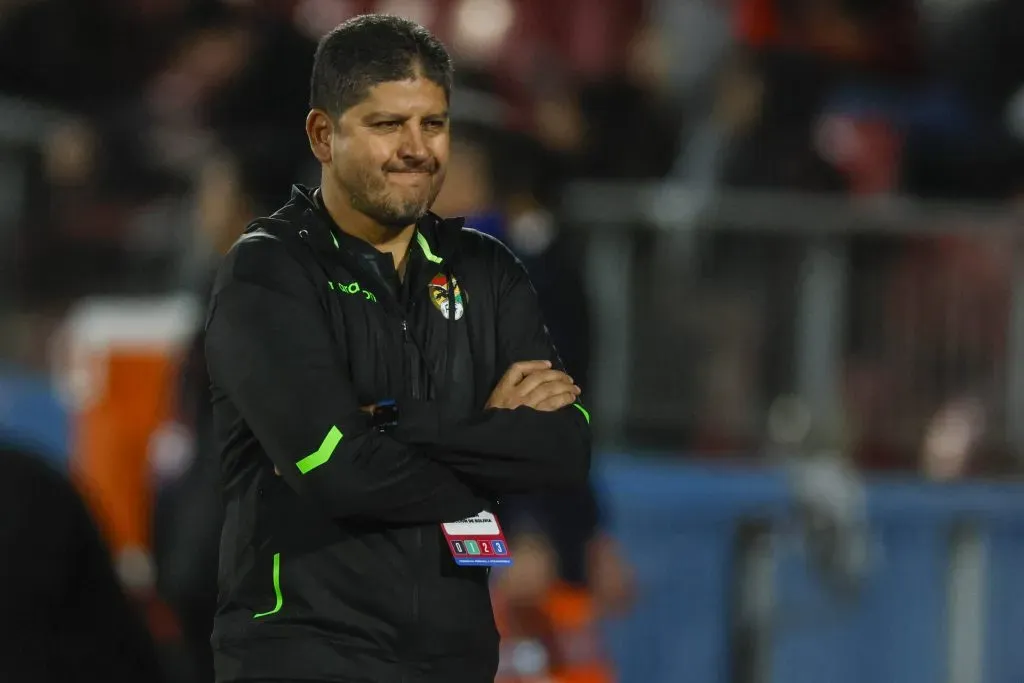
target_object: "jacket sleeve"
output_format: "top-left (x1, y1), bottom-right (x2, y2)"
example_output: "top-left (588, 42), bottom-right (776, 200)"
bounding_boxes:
top-left (397, 238), bottom-right (592, 494)
top-left (205, 234), bottom-right (488, 524)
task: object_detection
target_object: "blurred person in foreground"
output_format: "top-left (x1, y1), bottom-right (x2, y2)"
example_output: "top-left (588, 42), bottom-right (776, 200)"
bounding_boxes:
top-left (0, 444), bottom-right (163, 683)
top-left (204, 14), bottom-right (591, 683)
top-left (433, 123), bottom-right (634, 683)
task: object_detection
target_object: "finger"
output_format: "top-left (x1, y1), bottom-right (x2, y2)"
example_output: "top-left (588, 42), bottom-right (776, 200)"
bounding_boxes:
top-left (514, 369), bottom-right (572, 398)
top-left (502, 361), bottom-right (552, 389)
top-left (520, 378), bottom-right (577, 405)
top-left (525, 380), bottom-right (581, 409)
top-left (502, 360), bottom-right (552, 386)
top-left (533, 392), bottom-right (578, 412)
top-left (535, 394), bottom-right (576, 412)
top-left (521, 379), bottom-right (578, 408)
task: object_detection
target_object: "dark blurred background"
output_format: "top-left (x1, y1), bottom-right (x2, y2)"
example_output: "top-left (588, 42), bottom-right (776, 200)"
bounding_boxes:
top-left (1, 1), bottom-right (1023, 682)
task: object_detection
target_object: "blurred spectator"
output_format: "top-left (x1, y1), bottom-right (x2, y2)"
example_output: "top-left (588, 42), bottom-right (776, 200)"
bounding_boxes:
top-left (846, 228), bottom-right (1016, 477)
top-left (12, 0), bottom-right (316, 312)
top-left (901, 0), bottom-right (1024, 200)
top-left (0, 444), bottom-right (164, 683)
top-left (720, 0), bottom-right (924, 192)
top-left (0, 0), bottom-right (209, 113)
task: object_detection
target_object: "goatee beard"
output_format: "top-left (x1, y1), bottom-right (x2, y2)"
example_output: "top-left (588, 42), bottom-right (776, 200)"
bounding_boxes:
top-left (352, 196), bottom-right (428, 231)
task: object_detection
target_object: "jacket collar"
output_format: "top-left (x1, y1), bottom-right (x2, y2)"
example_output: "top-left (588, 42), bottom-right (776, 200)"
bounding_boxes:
top-left (282, 184), bottom-right (466, 265)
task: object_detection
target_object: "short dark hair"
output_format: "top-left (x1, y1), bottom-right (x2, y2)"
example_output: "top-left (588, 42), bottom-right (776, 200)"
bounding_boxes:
top-left (309, 14), bottom-right (453, 118)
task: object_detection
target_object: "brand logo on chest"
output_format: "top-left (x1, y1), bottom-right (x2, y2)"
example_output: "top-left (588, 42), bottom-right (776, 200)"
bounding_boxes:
top-left (329, 280), bottom-right (376, 302)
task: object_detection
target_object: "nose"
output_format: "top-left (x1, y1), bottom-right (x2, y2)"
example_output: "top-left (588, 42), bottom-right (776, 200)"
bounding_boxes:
top-left (397, 124), bottom-right (430, 165)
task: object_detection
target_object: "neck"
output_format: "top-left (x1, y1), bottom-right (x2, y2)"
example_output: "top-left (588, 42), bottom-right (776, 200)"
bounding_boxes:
top-left (320, 177), bottom-right (416, 274)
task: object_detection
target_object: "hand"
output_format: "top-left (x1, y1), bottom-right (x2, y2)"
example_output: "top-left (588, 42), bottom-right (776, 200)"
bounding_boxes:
top-left (486, 360), bottom-right (581, 412)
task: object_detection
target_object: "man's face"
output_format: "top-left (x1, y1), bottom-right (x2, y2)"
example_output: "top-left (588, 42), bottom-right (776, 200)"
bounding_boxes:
top-left (323, 77), bottom-right (450, 230)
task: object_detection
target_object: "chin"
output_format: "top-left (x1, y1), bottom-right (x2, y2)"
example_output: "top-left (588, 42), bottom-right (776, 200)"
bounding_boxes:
top-left (376, 208), bottom-right (428, 230)
top-left (391, 200), bottom-right (432, 222)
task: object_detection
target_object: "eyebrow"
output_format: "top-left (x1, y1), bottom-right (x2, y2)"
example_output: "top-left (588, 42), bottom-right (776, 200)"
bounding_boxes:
top-left (363, 111), bottom-right (449, 122)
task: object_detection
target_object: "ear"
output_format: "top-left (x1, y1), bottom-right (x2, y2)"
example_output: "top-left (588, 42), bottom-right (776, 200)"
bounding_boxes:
top-left (306, 109), bottom-right (334, 164)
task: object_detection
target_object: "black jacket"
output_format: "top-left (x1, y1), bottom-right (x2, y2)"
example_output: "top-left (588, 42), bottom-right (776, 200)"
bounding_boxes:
top-left (204, 185), bottom-right (591, 682)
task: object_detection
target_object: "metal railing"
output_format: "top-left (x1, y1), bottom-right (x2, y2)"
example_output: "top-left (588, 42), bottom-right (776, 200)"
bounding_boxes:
top-left (563, 182), bottom-right (1024, 468)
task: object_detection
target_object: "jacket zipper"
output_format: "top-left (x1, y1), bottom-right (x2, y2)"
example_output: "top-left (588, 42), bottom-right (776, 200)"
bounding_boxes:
top-left (403, 316), bottom-right (424, 649)
top-left (402, 314), bottom-right (438, 401)
top-left (402, 319), bottom-right (422, 400)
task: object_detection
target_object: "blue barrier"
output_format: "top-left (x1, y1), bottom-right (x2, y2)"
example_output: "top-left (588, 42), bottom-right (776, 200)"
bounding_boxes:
top-left (0, 365), bottom-right (68, 466)
top-left (594, 457), bottom-right (1024, 683)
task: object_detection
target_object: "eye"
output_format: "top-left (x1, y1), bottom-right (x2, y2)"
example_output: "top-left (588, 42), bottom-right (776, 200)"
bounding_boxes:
top-left (423, 119), bottom-right (447, 132)
top-left (373, 121), bottom-right (400, 131)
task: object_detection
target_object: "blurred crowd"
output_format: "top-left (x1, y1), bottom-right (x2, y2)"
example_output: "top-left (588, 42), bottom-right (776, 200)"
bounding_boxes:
top-left (1, 0), bottom-right (1024, 680)
top-left (2, 0), bottom-right (1024, 472)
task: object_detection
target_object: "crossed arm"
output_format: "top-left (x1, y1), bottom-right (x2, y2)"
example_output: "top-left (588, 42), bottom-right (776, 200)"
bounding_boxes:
top-left (205, 237), bottom-right (591, 524)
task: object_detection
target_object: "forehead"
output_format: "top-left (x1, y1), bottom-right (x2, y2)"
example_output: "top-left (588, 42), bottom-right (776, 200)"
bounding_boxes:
top-left (350, 78), bottom-right (448, 116)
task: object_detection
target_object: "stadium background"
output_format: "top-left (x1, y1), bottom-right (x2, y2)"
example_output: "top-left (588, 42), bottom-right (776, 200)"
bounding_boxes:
top-left (2, 0), bottom-right (1024, 681)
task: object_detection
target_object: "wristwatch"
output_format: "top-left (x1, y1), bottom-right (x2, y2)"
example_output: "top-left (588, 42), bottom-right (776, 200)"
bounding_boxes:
top-left (369, 400), bottom-right (399, 433)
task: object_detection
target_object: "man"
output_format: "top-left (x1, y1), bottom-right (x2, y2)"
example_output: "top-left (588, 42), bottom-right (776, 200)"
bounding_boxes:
top-left (204, 14), bottom-right (592, 683)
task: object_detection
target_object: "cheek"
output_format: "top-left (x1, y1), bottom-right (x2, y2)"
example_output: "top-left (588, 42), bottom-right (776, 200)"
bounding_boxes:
top-left (333, 142), bottom-right (371, 184)
top-left (334, 136), bottom-right (361, 167)
top-left (433, 165), bottom-right (448, 189)
top-left (431, 137), bottom-right (449, 164)
top-left (362, 137), bottom-right (397, 167)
